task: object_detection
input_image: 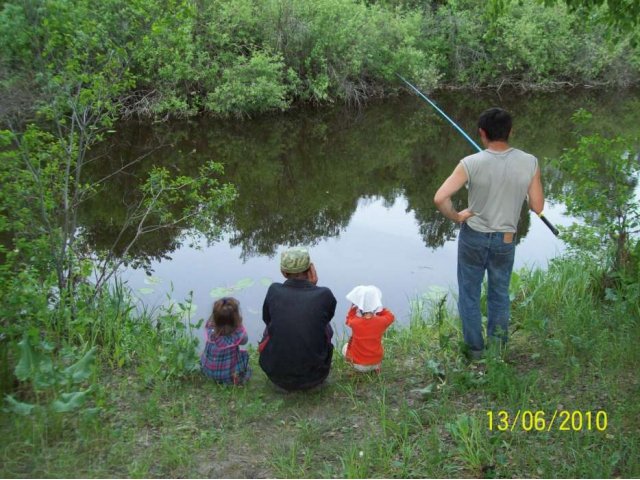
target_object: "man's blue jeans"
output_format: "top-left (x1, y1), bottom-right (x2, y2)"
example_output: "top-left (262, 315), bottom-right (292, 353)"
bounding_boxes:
top-left (457, 223), bottom-right (516, 356)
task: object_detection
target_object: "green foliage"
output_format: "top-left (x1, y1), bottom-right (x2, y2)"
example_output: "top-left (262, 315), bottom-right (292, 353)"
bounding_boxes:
top-left (542, 0), bottom-right (640, 32)
top-left (2, 0), bottom-right (639, 118)
top-left (0, 122), bottom-right (236, 303)
top-left (135, 296), bottom-right (203, 384)
top-left (0, 127), bottom-right (75, 282)
top-left (0, 3), bottom-right (34, 68)
top-left (5, 335), bottom-right (96, 416)
top-left (136, 161), bottom-right (236, 239)
top-left (490, 2), bottom-right (575, 83)
top-left (445, 414), bottom-right (495, 474)
top-left (128, 0), bottom-right (207, 116)
top-left (0, 0), bottom-right (133, 124)
top-left (427, 0), bottom-right (640, 88)
top-left (551, 109), bottom-right (640, 271)
top-left (0, 3), bottom-right (237, 430)
top-left (206, 51), bottom-right (296, 116)
top-left (250, 0), bottom-right (440, 102)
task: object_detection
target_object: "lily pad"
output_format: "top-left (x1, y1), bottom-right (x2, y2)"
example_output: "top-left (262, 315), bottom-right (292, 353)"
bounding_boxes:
top-left (139, 287), bottom-right (154, 295)
top-left (234, 278), bottom-right (255, 290)
top-left (143, 275), bottom-right (162, 285)
top-left (210, 287), bottom-right (234, 298)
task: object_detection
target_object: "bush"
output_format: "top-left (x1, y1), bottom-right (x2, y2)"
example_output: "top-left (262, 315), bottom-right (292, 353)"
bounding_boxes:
top-left (258, 0), bottom-right (440, 102)
top-left (423, 0), bottom-right (640, 88)
top-left (551, 109), bottom-right (640, 271)
top-left (129, 0), bottom-right (207, 116)
top-left (2, 0), bottom-right (638, 118)
top-left (205, 51), bottom-right (296, 117)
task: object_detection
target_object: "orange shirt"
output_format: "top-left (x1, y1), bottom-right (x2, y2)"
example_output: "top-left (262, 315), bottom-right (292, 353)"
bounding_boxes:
top-left (344, 306), bottom-right (395, 365)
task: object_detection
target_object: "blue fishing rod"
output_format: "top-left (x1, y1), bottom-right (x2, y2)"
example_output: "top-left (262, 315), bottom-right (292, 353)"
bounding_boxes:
top-left (397, 74), bottom-right (559, 237)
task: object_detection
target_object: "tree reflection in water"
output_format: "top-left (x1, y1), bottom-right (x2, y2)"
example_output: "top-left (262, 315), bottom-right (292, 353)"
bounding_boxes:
top-left (81, 88), bottom-right (640, 268)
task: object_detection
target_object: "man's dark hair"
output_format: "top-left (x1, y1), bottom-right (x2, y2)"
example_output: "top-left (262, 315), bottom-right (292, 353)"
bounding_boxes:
top-left (478, 108), bottom-right (512, 141)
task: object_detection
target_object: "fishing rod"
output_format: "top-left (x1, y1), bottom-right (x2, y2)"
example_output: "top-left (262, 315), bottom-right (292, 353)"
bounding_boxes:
top-left (397, 73), bottom-right (559, 237)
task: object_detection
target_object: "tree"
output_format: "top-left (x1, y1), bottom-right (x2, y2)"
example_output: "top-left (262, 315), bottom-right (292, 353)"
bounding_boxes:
top-left (548, 0), bottom-right (640, 28)
top-left (0, 0), bottom-right (236, 312)
top-left (551, 109), bottom-right (640, 272)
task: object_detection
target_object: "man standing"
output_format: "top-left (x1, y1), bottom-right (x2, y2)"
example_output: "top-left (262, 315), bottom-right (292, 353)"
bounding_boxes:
top-left (434, 108), bottom-right (544, 359)
top-left (259, 246), bottom-right (336, 391)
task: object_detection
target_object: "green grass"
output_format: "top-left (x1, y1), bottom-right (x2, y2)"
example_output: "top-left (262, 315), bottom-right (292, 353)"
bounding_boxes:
top-left (1, 257), bottom-right (639, 478)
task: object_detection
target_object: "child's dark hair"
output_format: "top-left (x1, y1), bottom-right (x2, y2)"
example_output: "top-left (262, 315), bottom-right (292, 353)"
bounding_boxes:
top-left (478, 107), bottom-right (512, 141)
top-left (207, 297), bottom-right (242, 336)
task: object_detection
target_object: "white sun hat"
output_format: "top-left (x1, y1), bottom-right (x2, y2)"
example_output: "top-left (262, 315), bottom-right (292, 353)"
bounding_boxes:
top-left (346, 285), bottom-right (383, 313)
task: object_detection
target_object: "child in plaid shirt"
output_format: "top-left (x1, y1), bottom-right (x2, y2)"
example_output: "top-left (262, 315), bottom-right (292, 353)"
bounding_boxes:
top-left (201, 297), bottom-right (251, 385)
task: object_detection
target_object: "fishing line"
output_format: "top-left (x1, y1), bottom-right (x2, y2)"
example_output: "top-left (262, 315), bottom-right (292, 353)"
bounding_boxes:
top-left (397, 74), bottom-right (559, 237)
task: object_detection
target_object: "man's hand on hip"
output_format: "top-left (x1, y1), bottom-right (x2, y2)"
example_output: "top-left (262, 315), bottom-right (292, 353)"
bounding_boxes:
top-left (457, 208), bottom-right (475, 224)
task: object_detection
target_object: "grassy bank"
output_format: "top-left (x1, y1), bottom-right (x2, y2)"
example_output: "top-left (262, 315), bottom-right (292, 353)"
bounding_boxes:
top-left (1, 255), bottom-right (638, 478)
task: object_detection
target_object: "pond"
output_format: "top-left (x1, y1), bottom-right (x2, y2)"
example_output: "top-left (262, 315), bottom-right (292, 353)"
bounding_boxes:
top-left (83, 88), bottom-right (640, 343)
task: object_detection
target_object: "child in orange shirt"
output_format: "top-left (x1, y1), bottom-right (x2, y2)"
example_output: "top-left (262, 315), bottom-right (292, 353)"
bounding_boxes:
top-left (342, 285), bottom-right (395, 372)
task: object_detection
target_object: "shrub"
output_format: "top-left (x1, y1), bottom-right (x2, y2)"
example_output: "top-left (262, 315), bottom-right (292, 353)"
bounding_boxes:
top-left (551, 109), bottom-right (640, 271)
top-left (205, 51), bottom-right (296, 117)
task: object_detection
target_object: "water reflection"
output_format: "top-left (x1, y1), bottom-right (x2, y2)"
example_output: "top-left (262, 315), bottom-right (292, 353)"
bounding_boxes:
top-left (86, 88), bottom-right (640, 264)
top-left (81, 88), bottom-right (639, 339)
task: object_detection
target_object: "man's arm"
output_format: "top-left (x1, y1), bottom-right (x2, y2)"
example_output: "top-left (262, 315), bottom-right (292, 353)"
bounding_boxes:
top-left (434, 163), bottom-right (475, 223)
top-left (527, 167), bottom-right (545, 214)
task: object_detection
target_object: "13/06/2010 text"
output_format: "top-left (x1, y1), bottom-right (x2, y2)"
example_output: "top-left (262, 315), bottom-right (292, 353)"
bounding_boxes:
top-left (487, 410), bottom-right (608, 432)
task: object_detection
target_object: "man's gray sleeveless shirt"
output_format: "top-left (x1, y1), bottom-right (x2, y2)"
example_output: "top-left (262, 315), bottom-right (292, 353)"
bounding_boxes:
top-left (460, 148), bottom-right (538, 233)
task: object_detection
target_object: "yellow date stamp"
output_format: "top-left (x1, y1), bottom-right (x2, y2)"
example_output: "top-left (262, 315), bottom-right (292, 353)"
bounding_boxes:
top-left (487, 410), bottom-right (608, 432)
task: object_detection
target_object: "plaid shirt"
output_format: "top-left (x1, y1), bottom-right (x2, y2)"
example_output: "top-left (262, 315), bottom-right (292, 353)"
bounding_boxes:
top-left (201, 326), bottom-right (251, 385)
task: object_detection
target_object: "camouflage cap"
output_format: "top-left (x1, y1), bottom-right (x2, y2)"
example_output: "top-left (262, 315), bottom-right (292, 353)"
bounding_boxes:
top-left (280, 247), bottom-right (311, 274)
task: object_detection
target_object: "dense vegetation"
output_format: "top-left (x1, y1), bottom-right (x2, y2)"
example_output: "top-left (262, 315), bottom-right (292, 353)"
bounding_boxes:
top-left (1, 0), bottom-right (639, 120)
top-left (1, 0), bottom-right (639, 477)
